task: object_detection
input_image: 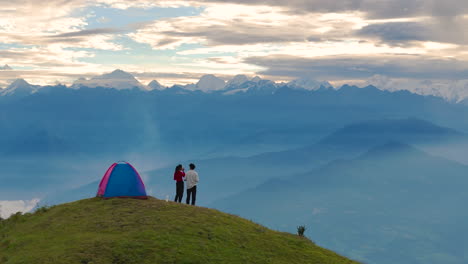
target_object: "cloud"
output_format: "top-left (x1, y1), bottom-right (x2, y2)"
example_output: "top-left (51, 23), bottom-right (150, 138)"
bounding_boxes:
top-left (195, 0), bottom-right (468, 19)
top-left (0, 46), bottom-right (94, 68)
top-left (0, 0), bottom-right (196, 53)
top-left (357, 17), bottom-right (468, 46)
top-left (358, 22), bottom-right (430, 44)
top-left (95, 0), bottom-right (193, 9)
top-left (0, 1), bottom-right (133, 50)
top-left (52, 28), bottom-right (124, 38)
top-left (128, 4), bottom-right (365, 49)
top-left (126, 2), bottom-right (466, 66)
top-left (0, 1), bottom-right (88, 34)
top-left (0, 44), bottom-right (123, 86)
top-left (0, 199), bottom-right (40, 219)
top-left (181, 1), bottom-right (468, 48)
top-left (244, 54), bottom-right (468, 80)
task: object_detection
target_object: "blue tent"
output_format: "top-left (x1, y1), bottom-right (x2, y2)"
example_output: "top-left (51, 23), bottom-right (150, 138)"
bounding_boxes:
top-left (97, 162), bottom-right (147, 199)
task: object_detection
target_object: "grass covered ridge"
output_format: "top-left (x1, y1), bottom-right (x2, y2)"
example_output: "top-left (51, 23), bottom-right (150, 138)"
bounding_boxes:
top-left (0, 197), bottom-right (358, 264)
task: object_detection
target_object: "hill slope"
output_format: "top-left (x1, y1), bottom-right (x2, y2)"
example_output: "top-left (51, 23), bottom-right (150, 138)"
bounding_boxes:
top-left (0, 197), bottom-right (358, 264)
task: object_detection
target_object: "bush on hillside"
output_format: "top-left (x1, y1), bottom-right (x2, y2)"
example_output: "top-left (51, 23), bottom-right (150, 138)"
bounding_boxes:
top-left (297, 225), bottom-right (306, 237)
top-left (36, 205), bottom-right (50, 214)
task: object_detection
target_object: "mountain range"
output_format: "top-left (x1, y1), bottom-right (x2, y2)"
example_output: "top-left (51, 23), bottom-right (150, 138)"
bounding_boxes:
top-left (1, 69), bottom-right (335, 97)
top-left (3, 69), bottom-right (468, 102)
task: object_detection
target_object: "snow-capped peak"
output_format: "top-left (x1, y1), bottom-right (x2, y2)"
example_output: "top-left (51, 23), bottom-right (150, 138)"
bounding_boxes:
top-left (226, 74), bottom-right (249, 86)
top-left (287, 77), bottom-right (333, 90)
top-left (148, 80), bottom-right (165, 90)
top-left (364, 74), bottom-right (468, 103)
top-left (196, 74), bottom-right (226, 91)
top-left (0, 64), bottom-right (12, 70)
top-left (9, 78), bottom-right (30, 88)
top-left (251, 76), bottom-right (262, 83)
top-left (1, 78), bottom-right (37, 96)
top-left (71, 69), bottom-right (148, 91)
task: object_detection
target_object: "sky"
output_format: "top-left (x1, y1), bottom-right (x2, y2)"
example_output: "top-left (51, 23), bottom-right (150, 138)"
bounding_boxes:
top-left (0, 0), bottom-right (467, 93)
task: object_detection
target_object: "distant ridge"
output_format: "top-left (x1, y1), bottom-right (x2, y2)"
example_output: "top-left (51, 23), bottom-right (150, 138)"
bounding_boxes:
top-left (319, 118), bottom-right (463, 148)
top-left (359, 140), bottom-right (424, 159)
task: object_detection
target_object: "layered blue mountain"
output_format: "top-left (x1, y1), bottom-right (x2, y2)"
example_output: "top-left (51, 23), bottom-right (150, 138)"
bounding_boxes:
top-left (0, 82), bottom-right (465, 198)
top-left (43, 118), bottom-right (466, 206)
top-left (0, 80), bottom-right (465, 199)
top-left (0, 79), bottom-right (466, 159)
top-left (211, 142), bottom-right (468, 264)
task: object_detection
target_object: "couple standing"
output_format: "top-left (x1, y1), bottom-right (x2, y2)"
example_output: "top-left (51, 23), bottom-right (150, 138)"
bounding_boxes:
top-left (174, 163), bottom-right (199, 205)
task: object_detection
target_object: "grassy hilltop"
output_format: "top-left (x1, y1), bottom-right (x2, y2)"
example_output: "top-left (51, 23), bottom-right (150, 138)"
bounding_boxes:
top-left (0, 197), bottom-right (358, 264)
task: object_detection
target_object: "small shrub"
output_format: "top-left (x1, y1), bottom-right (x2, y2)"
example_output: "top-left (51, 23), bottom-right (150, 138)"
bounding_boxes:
top-left (297, 225), bottom-right (306, 237)
top-left (36, 204), bottom-right (50, 214)
top-left (80, 258), bottom-right (92, 264)
top-left (9, 212), bottom-right (23, 222)
top-left (2, 239), bottom-right (11, 248)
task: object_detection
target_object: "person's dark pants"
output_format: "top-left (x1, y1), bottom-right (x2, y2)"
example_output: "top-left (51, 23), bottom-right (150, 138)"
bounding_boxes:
top-left (174, 181), bottom-right (184, 202)
top-left (186, 185), bottom-right (197, 205)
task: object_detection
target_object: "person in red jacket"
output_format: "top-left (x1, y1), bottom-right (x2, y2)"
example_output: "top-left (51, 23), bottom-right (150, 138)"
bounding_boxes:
top-left (174, 164), bottom-right (185, 202)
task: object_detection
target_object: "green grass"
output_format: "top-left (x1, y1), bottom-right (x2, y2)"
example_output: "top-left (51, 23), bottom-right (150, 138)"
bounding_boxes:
top-left (0, 197), bottom-right (359, 264)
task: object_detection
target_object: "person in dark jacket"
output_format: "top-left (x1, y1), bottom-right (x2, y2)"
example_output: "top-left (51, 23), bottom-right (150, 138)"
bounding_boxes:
top-left (174, 164), bottom-right (185, 202)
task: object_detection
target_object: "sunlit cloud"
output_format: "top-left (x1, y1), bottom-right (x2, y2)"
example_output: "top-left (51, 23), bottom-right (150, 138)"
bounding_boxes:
top-left (128, 5), bottom-right (367, 49)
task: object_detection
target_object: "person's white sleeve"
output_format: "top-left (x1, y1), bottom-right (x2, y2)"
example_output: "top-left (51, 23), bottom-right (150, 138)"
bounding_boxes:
top-left (196, 172), bottom-right (199, 183)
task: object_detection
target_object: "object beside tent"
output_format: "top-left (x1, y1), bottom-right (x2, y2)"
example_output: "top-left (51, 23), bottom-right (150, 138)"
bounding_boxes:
top-left (96, 161), bottom-right (148, 199)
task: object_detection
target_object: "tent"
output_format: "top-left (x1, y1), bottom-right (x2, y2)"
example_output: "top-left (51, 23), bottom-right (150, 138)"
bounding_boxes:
top-left (96, 161), bottom-right (148, 199)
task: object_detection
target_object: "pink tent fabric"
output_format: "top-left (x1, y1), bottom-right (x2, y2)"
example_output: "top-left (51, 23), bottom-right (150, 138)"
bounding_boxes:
top-left (97, 163), bottom-right (117, 197)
